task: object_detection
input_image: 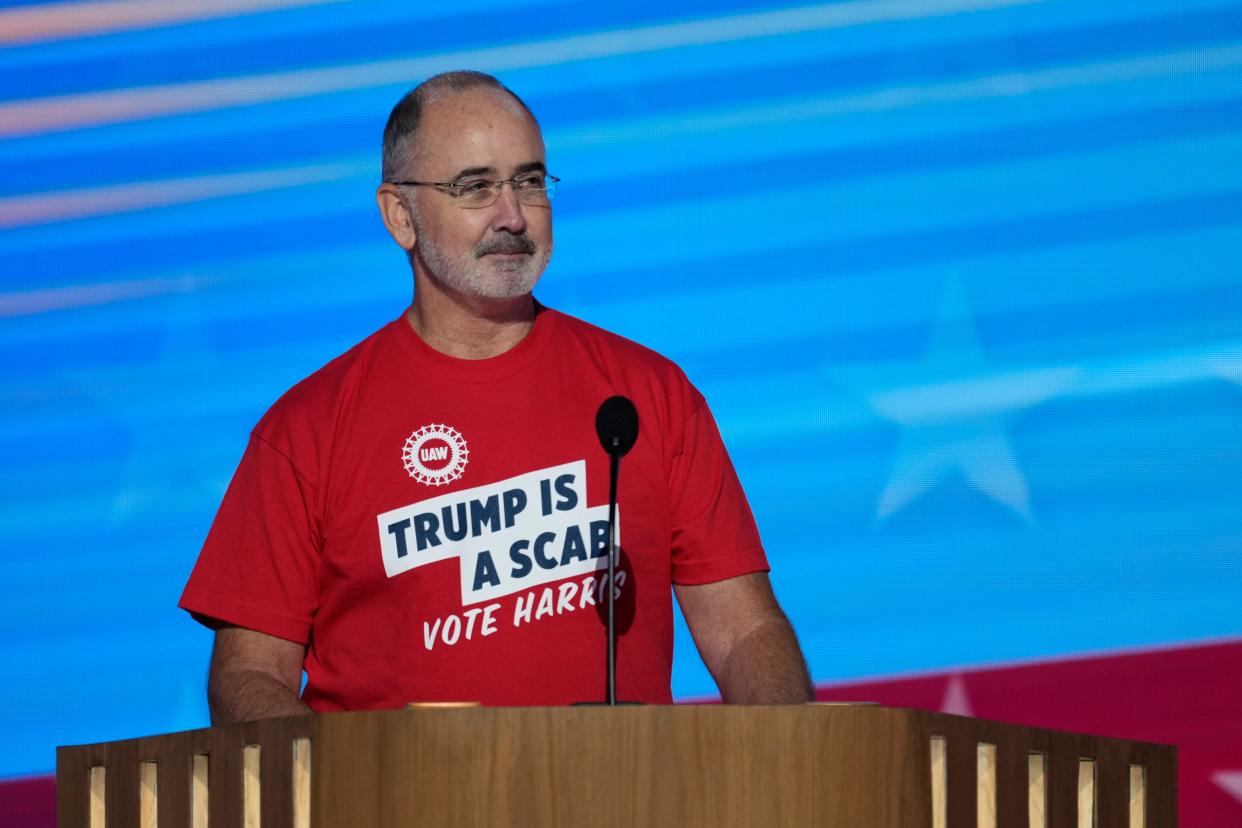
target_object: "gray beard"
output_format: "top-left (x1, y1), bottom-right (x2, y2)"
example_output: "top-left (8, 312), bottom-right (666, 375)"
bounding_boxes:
top-left (413, 219), bottom-right (551, 300)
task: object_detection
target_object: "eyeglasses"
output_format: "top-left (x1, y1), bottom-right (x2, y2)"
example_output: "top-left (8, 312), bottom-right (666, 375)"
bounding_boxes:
top-left (388, 173), bottom-right (559, 209)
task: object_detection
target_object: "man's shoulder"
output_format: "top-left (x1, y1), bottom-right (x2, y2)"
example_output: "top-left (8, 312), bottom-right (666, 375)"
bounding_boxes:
top-left (547, 308), bottom-right (706, 423)
top-left (550, 308), bottom-right (688, 379)
top-left (255, 317), bottom-right (399, 435)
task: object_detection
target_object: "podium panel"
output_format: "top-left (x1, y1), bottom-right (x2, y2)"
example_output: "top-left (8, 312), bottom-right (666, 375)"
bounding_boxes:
top-left (57, 705), bottom-right (1175, 827)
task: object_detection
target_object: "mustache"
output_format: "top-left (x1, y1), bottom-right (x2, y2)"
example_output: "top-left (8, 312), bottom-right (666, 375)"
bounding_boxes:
top-left (474, 234), bottom-right (536, 257)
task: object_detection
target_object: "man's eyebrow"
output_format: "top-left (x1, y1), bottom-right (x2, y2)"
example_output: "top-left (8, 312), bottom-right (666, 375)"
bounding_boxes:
top-left (452, 166), bottom-right (494, 181)
top-left (451, 161), bottom-right (545, 181)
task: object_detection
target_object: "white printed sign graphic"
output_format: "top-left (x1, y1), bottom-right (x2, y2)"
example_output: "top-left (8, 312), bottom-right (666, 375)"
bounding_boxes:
top-left (376, 460), bottom-right (618, 605)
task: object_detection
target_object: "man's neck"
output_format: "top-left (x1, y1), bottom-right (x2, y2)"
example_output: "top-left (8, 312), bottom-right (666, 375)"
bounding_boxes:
top-left (406, 279), bottom-right (537, 360)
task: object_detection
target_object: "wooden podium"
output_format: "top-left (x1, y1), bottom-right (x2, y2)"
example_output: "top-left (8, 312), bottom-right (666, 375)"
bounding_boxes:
top-left (56, 705), bottom-right (1175, 827)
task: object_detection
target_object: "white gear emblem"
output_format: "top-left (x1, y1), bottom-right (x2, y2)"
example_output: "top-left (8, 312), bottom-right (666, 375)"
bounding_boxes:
top-left (401, 424), bottom-right (469, 486)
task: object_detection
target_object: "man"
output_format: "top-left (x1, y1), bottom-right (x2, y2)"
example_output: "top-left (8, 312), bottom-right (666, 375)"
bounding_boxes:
top-left (180, 71), bottom-right (811, 724)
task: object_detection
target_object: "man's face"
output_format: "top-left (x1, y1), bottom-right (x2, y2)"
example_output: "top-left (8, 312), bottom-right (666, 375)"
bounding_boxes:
top-left (403, 88), bottom-right (553, 300)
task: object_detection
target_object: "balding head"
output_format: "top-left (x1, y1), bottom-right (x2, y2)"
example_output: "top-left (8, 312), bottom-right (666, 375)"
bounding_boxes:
top-left (374, 71), bottom-right (552, 303)
top-left (381, 71), bottom-right (538, 182)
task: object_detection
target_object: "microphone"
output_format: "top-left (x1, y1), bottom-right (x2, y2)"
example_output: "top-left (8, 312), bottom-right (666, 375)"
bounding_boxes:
top-left (582, 395), bottom-right (640, 706)
top-left (595, 395), bottom-right (639, 456)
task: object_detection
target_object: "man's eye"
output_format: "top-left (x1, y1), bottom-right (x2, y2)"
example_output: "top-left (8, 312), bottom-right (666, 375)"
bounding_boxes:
top-left (457, 180), bottom-right (494, 194)
top-left (513, 174), bottom-right (545, 189)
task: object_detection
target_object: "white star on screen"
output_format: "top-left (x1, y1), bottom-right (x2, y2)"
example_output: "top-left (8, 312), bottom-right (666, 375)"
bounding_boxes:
top-left (939, 674), bottom-right (974, 717)
top-left (1213, 771), bottom-right (1242, 808)
top-left (856, 276), bottom-right (1077, 523)
top-left (1214, 356), bottom-right (1242, 387)
top-left (87, 283), bottom-right (231, 526)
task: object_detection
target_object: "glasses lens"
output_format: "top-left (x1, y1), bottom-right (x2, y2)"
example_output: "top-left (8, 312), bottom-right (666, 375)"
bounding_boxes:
top-left (453, 177), bottom-right (555, 208)
top-left (516, 187), bottom-right (550, 205)
top-left (459, 183), bottom-right (498, 208)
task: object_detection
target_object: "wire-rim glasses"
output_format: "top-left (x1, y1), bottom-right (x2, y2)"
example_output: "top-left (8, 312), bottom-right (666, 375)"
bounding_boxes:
top-left (388, 173), bottom-right (559, 208)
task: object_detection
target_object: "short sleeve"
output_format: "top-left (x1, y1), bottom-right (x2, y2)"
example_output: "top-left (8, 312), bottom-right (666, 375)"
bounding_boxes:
top-left (178, 432), bottom-right (322, 644)
top-left (667, 396), bottom-right (769, 585)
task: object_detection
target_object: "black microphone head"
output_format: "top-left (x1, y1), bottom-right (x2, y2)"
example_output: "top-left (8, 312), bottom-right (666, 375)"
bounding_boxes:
top-left (595, 395), bottom-right (639, 457)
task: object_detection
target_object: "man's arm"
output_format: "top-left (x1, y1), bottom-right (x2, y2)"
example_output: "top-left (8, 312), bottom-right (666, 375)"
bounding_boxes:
top-left (674, 572), bottom-right (813, 704)
top-left (207, 625), bottom-right (311, 724)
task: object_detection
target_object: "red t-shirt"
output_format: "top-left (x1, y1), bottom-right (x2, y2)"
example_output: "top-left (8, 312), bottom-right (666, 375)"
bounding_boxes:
top-left (179, 307), bottom-right (768, 708)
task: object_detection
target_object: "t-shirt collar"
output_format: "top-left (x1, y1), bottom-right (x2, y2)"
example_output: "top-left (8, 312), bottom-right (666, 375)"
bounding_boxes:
top-left (387, 299), bottom-right (557, 383)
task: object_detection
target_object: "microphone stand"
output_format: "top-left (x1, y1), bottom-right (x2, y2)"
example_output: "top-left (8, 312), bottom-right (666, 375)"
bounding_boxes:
top-left (575, 395), bottom-right (641, 707)
top-left (598, 442), bottom-right (639, 705)
top-left (605, 438), bottom-right (620, 705)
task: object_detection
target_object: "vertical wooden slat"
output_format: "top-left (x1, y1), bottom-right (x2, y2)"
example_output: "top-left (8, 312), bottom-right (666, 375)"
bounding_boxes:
top-left (1047, 734), bottom-right (1079, 826)
top-left (151, 739), bottom-right (189, 828)
top-left (930, 736), bottom-right (947, 828)
top-left (191, 754), bottom-right (209, 828)
top-left (139, 761), bottom-right (158, 828)
top-left (243, 745), bottom-right (262, 828)
top-left (292, 738), bottom-right (311, 828)
top-left (259, 730), bottom-right (294, 828)
top-left (1141, 744), bottom-right (1177, 826)
top-left (207, 724), bottom-right (243, 828)
top-left (976, 743), bottom-right (996, 828)
top-left (1079, 759), bottom-right (1097, 828)
top-left (1095, 742), bottom-right (1128, 828)
top-left (89, 766), bottom-right (106, 828)
top-left (992, 728), bottom-right (1027, 828)
top-left (1129, 765), bottom-right (1146, 828)
top-left (1029, 753), bottom-right (1047, 828)
top-left (104, 742), bottom-right (138, 828)
top-left (57, 747), bottom-right (90, 828)
top-left (947, 728), bottom-right (977, 828)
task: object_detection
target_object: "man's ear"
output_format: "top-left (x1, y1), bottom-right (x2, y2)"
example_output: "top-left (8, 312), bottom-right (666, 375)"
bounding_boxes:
top-left (376, 184), bottom-right (417, 250)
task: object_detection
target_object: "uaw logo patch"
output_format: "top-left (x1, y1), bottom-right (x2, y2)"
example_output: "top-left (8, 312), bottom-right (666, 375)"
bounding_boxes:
top-left (402, 424), bottom-right (469, 486)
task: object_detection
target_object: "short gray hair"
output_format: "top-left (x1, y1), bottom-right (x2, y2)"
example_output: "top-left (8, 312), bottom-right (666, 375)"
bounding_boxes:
top-left (381, 70), bottom-right (536, 181)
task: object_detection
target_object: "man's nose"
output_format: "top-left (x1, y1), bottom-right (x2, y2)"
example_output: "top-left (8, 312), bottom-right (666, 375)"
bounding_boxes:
top-left (489, 182), bottom-right (527, 235)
